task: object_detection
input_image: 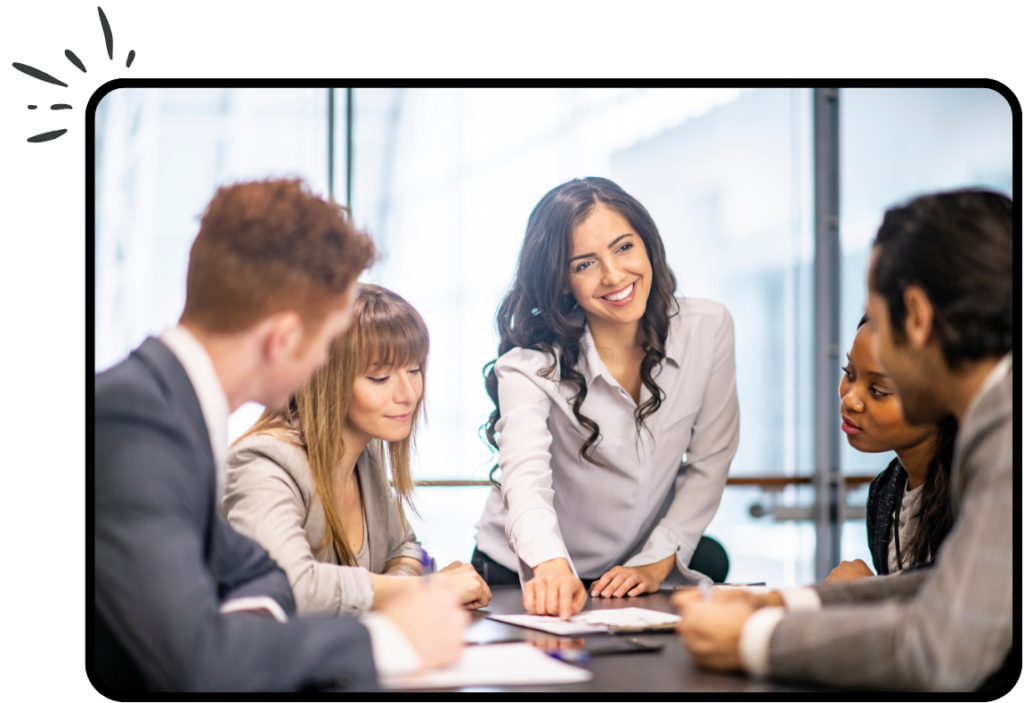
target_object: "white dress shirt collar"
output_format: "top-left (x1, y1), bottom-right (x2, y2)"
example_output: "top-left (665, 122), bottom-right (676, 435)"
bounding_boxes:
top-left (159, 325), bottom-right (230, 503)
top-left (576, 313), bottom-right (683, 390)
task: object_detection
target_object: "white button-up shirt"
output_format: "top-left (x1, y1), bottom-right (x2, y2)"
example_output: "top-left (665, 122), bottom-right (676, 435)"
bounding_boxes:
top-left (475, 297), bottom-right (740, 584)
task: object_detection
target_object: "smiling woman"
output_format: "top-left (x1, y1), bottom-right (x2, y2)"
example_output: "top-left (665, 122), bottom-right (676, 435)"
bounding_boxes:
top-left (473, 177), bottom-right (740, 618)
top-left (222, 284), bottom-right (491, 614)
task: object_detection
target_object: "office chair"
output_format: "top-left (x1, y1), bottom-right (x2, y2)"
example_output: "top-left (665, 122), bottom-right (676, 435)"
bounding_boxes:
top-left (688, 535), bottom-right (729, 584)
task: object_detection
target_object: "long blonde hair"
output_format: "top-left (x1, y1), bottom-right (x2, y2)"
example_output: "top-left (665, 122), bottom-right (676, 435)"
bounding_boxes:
top-left (236, 284), bottom-right (428, 565)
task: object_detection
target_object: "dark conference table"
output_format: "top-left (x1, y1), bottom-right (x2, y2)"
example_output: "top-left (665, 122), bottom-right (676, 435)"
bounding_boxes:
top-left (456, 585), bottom-right (824, 693)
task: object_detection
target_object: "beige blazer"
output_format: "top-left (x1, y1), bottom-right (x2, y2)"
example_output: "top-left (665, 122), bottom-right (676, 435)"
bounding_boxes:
top-left (223, 433), bottom-right (421, 615)
top-left (767, 363), bottom-right (1013, 691)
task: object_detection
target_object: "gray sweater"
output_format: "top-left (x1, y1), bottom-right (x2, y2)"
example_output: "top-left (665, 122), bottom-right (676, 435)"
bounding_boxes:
top-left (223, 433), bottom-right (421, 614)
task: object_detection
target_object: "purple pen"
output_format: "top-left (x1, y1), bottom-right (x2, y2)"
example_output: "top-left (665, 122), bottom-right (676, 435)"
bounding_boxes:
top-left (546, 649), bottom-right (591, 665)
top-left (419, 546), bottom-right (435, 583)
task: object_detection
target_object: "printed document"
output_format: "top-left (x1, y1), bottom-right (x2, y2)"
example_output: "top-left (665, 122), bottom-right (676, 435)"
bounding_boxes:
top-left (380, 643), bottom-right (592, 689)
top-left (488, 607), bottom-right (680, 636)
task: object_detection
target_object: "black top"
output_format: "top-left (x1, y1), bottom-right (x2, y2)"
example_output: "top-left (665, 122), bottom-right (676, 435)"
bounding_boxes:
top-left (866, 457), bottom-right (942, 576)
top-left (865, 458), bottom-right (907, 576)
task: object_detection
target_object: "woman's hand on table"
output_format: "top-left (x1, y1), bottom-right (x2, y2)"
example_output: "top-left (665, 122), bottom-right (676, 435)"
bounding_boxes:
top-left (523, 558), bottom-right (587, 620)
top-left (825, 558), bottom-right (875, 583)
top-left (591, 553), bottom-right (676, 598)
top-left (434, 561), bottom-right (493, 609)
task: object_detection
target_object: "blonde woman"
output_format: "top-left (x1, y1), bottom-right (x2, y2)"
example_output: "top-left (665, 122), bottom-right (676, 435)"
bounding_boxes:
top-left (224, 284), bottom-right (491, 614)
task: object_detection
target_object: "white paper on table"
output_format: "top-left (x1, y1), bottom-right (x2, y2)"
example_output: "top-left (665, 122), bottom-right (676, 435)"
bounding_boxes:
top-left (380, 643), bottom-right (592, 690)
top-left (488, 607), bottom-right (680, 635)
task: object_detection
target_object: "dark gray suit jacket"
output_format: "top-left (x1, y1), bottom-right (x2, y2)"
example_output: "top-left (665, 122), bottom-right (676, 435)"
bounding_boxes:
top-left (768, 364), bottom-right (1014, 691)
top-left (93, 338), bottom-right (378, 692)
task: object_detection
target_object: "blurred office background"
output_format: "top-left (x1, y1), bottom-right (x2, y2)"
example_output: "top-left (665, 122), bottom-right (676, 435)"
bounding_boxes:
top-left (93, 87), bottom-right (1012, 586)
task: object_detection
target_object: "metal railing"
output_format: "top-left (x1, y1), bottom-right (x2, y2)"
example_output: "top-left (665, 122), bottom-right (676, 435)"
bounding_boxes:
top-left (411, 473), bottom-right (875, 522)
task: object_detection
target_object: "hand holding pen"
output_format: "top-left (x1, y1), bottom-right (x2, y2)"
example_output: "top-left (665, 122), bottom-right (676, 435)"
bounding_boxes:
top-left (672, 584), bottom-right (761, 672)
top-left (419, 545), bottom-right (436, 583)
top-left (419, 546), bottom-right (493, 609)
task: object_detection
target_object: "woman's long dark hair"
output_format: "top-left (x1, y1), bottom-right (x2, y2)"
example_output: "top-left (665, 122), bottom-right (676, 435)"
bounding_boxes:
top-left (483, 177), bottom-right (679, 465)
top-left (903, 414), bottom-right (957, 568)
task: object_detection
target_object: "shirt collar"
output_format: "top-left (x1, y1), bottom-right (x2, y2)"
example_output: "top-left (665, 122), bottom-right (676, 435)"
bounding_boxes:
top-left (576, 313), bottom-right (680, 388)
top-left (159, 325), bottom-right (231, 502)
top-left (964, 352), bottom-right (1013, 421)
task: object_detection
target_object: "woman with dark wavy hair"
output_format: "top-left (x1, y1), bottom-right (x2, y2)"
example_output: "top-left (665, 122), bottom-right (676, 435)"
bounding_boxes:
top-left (472, 177), bottom-right (739, 618)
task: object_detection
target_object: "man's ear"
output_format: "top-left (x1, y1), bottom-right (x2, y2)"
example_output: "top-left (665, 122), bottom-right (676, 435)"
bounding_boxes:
top-left (260, 311), bottom-right (305, 364)
top-left (902, 285), bottom-right (934, 350)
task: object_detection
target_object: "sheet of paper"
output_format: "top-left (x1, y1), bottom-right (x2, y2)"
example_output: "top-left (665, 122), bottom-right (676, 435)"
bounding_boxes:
top-left (488, 607), bottom-right (680, 635)
top-left (573, 607), bottom-right (680, 628)
top-left (380, 643), bottom-right (592, 690)
top-left (487, 613), bottom-right (607, 635)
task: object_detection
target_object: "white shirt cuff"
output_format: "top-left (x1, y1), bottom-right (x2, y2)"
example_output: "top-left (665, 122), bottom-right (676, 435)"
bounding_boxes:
top-left (507, 507), bottom-right (573, 571)
top-left (739, 606), bottom-right (786, 677)
top-left (219, 596), bottom-right (289, 623)
top-left (623, 521), bottom-right (691, 568)
top-left (360, 612), bottom-right (422, 677)
top-left (776, 587), bottom-right (822, 611)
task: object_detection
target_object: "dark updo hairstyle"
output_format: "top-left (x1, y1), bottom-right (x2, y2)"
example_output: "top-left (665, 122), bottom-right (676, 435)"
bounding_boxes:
top-left (870, 189), bottom-right (1013, 369)
top-left (483, 177), bottom-right (679, 465)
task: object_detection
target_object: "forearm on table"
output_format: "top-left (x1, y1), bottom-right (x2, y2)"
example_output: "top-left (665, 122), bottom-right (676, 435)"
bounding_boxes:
top-left (813, 569), bottom-right (927, 605)
top-left (369, 571), bottom-right (420, 604)
top-left (384, 556), bottom-right (422, 577)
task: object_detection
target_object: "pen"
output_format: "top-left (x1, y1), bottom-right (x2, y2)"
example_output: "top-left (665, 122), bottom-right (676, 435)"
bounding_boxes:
top-left (545, 649), bottom-right (591, 665)
top-left (672, 582), bottom-right (766, 591)
top-left (419, 546), bottom-right (434, 585)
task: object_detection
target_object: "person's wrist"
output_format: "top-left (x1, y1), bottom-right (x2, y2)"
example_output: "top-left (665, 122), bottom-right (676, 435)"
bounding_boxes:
top-left (758, 591), bottom-right (785, 609)
top-left (646, 554), bottom-right (676, 582)
top-left (533, 558), bottom-right (573, 578)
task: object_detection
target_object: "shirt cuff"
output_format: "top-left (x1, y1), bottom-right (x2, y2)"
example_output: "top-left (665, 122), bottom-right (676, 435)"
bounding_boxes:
top-left (335, 565), bottom-right (377, 613)
top-left (219, 596), bottom-right (289, 623)
top-left (776, 587), bottom-right (822, 611)
top-left (623, 521), bottom-right (691, 568)
top-left (507, 507), bottom-right (573, 570)
top-left (739, 606), bottom-right (786, 677)
top-left (360, 612), bottom-right (422, 677)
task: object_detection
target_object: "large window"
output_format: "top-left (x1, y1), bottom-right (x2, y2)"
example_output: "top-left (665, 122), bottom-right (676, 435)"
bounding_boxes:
top-left (95, 88), bottom-right (329, 373)
top-left (836, 87), bottom-right (1013, 565)
top-left (94, 85), bottom-right (1013, 586)
top-left (351, 88), bottom-right (817, 582)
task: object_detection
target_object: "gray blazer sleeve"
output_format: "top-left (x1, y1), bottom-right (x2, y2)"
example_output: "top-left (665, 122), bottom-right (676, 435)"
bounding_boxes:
top-left (812, 569), bottom-right (929, 605)
top-left (767, 376), bottom-right (1013, 691)
top-left (224, 435), bottom-right (375, 615)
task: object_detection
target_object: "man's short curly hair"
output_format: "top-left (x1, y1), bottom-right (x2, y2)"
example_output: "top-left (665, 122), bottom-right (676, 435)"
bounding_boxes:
top-left (181, 179), bottom-right (375, 334)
